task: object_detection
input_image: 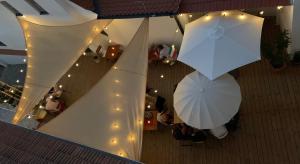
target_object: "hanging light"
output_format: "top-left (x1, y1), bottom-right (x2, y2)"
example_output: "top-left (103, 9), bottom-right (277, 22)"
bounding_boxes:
top-left (222, 11), bottom-right (228, 16)
top-left (147, 105), bottom-right (151, 109)
top-left (75, 63), bottom-right (79, 67)
top-left (59, 85), bottom-right (63, 89)
top-left (113, 66), bottom-right (118, 70)
top-left (110, 137), bottom-right (118, 145)
top-left (3, 100), bottom-right (8, 103)
top-left (154, 89), bottom-right (158, 93)
top-left (160, 74), bottom-right (164, 79)
top-left (189, 14), bottom-right (193, 18)
top-left (67, 74), bottom-right (71, 78)
top-left (23, 59), bottom-right (27, 62)
top-left (176, 29), bottom-right (179, 33)
top-left (16, 80), bottom-right (20, 83)
top-left (111, 53), bottom-right (115, 57)
top-left (83, 52), bottom-right (86, 56)
top-left (114, 79), bottom-right (120, 83)
top-left (39, 105), bottom-right (44, 109)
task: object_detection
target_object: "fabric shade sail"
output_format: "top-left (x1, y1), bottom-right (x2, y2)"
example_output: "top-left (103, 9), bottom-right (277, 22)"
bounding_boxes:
top-left (174, 71), bottom-right (241, 129)
top-left (12, 18), bottom-right (111, 124)
top-left (178, 11), bottom-right (264, 80)
top-left (39, 19), bottom-right (149, 160)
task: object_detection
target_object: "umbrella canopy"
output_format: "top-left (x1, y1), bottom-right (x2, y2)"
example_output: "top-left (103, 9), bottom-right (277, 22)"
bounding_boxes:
top-left (174, 71), bottom-right (241, 129)
top-left (178, 11), bottom-right (264, 80)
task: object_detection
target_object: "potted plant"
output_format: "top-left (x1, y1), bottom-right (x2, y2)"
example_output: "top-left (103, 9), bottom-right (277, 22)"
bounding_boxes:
top-left (292, 51), bottom-right (300, 65)
top-left (262, 29), bottom-right (291, 71)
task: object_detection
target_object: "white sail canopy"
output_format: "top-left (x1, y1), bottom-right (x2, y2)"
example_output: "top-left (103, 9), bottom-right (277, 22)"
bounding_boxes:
top-left (13, 17), bottom-right (111, 123)
top-left (39, 19), bottom-right (149, 160)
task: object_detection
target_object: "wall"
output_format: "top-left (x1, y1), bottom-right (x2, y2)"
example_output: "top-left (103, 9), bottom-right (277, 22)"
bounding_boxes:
top-left (291, 0), bottom-right (300, 53)
top-left (277, 6), bottom-right (294, 54)
top-left (0, 64), bottom-right (26, 86)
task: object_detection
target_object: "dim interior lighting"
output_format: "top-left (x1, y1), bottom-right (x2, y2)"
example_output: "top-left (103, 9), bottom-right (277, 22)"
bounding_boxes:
top-left (222, 11), bottom-right (228, 16)
top-left (75, 63), bottom-right (79, 67)
top-left (160, 74), bottom-right (164, 78)
top-left (277, 6), bottom-right (283, 10)
top-left (189, 14), bottom-right (193, 18)
top-left (154, 89), bottom-right (158, 93)
top-left (176, 29), bottom-right (179, 33)
top-left (16, 80), bottom-right (20, 83)
top-left (67, 74), bottom-right (71, 78)
top-left (83, 52), bottom-right (86, 56)
top-left (3, 100), bottom-right (8, 103)
top-left (59, 85), bottom-right (63, 89)
top-left (259, 11), bottom-right (264, 15)
top-left (147, 105), bottom-right (151, 109)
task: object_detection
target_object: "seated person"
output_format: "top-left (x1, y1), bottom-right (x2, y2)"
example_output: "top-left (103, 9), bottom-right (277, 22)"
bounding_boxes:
top-left (172, 123), bottom-right (207, 142)
top-left (157, 109), bottom-right (173, 125)
top-left (157, 44), bottom-right (171, 59)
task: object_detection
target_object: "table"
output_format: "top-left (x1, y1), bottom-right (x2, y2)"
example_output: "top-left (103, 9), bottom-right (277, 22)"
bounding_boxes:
top-left (144, 111), bottom-right (158, 131)
top-left (105, 45), bottom-right (122, 61)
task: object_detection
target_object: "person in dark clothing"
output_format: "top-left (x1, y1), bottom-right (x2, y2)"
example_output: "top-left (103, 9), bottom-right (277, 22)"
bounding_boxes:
top-left (172, 123), bottom-right (207, 142)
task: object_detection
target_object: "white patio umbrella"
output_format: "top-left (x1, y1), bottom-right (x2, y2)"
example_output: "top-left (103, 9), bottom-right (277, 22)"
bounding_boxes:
top-left (178, 11), bottom-right (264, 80)
top-left (174, 71), bottom-right (241, 129)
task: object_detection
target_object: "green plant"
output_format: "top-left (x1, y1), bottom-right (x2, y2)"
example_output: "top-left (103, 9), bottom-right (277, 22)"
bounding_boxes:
top-left (262, 29), bottom-right (291, 68)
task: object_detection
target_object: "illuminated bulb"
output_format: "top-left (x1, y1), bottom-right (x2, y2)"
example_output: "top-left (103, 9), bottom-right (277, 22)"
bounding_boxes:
top-left (138, 119), bottom-right (143, 125)
top-left (172, 44), bottom-right (175, 48)
top-left (112, 47), bottom-right (115, 50)
top-left (114, 79), bottom-right (120, 83)
top-left (277, 6), bottom-right (283, 10)
top-left (109, 40), bottom-right (112, 43)
top-left (24, 86), bottom-right (29, 89)
top-left (205, 15), bottom-right (211, 21)
top-left (113, 66), bottom-right (118, 70)
top-left (147, 105), bottom-right (151, 109)
top-left (115, 93), bottom-right (120, 97)
top-left (111, 138), bottom-right (118, 145)
top-left (22, 15), bottom-right (26, 18)
top-left (147, 120), bottom-right (151, 124)
top-left (239, 14), bottom-right (246, 19)
top-left (111, 53), bottom-right (115, 56)
top-left (27, 115), bottom-right (32, 119)
top-left (83, 52), bottom-right (86, 56)
top-left (22, 97), bottom-right (26, 99)
top-left (49, 95), bottom-right (53, 99)
top-left (10, 90), bottom-right (14, 93)
top-left (176, 29), bottom-right (179, 33)
top-left (39, 105), bottom-right (44, 109)
top-left (115, 107), bottom-right (121, 111)
top-left (166, 60), bottom-right (170, 63)
top-left (160, 74), bottom-right (164, 78)
top-left (89, 40), bottom-right (93, 44)
top-left (222, 11), bottom-right (228, 16)
top-left (118, 152), bottom-right (125, 157)
top-left (59, 85), bottom-right (63, 89)
top-left (26, 34), bottom-right (30, 38)
top-left (154, 89), bottom-right (158, 93)
top-left (16, 80), bottom-right (20, 83)
top-left (67, 74), bottom-right (71, 78)
top-left (3, 100), bottom-right (8, 103)
top-left (23, 59), bottom-right (26, 62)
top-left (259, 11), bottom-right (264, 15)
top-left (75, 63), bottom-right (79, 67)
top-left (25, 48), bottom-right (28, 51)
top-left (104, 26), bottom-right (108, 30)
top-left (112, 122), bottom-right (119, 129)
top-left (128, 134), bottom-right (135, 142)
top-left (179, 14), bottom-right (183, 16)
top-left (189, 14), bottom-right (193, 18)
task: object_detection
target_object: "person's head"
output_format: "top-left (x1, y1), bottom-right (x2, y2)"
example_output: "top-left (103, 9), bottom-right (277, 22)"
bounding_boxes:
top-left (172, 124), bottom-right (184, 140)
top-left (157, 45), bottom-right (164, 50)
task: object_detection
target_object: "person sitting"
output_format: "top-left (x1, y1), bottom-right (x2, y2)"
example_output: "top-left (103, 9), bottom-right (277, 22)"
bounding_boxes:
top-left (157, 108), bottom-right (173, 125)
top-left (172, 123), bottom-right (207, 142)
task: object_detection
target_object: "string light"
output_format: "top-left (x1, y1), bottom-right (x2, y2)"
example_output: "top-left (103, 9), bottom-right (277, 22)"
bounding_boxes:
top-left (83, 52), bottom-right (86, 56)
top-left (277, 6), bottom-right (283, 10)
top-left (147, 105), bottom-right (151, 109)
top-left (104, 26), bottom-right (108, 30)
top-left (112, 122), bottom-right (119, 129)
top-left (147, 120), bottom-right (151, 124)
top-left (49, 95), bottom-right (53, 99)
top-left (39, 105), bottom-right (44, 109)
top-left (179, 14), bottom-right (183, 16)
top-left (166, 60), bottom-right (170, 63)
top-left (25, 48), bottom-right (28, 51)
top-left (23, 59), bottom-right (27, 63)
top-left (138, 119), bottom-right (143, 125)
top-left (205, 14), bottom-right (211, 21)
top-left (118, 151), bottom-right (126, 157)
top-left (222, 11), bottom-right (228, 16)
top-left (259, 11), bottom-right (264, 15)
top-left (75, 63), bottom-right (79, 67)
top-left (115, 107), bottom-right (121, 111)
top-left (127, 134), bottom-right (135, 142)
top-left (115, 93), bottom-right (120, 97)
top-left (112, 47), bottom-right (115, 50)
top-left (189, 14), bottom-right (193, 18)
top-left (176, 29), bottom-right (179, 33)
top-left (3, 100), bottom-right (8, 103)
top-left (10, 90), bottom-right (14, 93)
top-left (111, 137), bottom-right (118, 145)
top-left (160, 74), bottom-right (164, 79)
top-left (154, 89), bottom-right (158, 93)
top-left (59, 85), bottom-right (63, 89)
top-left (111, 53), bottom-right (115, 57)
top-left (114, 79), bottom-right (120, 83)
top-left (67, 74), bottom-right (71, 78)
top-left (239, 13), bottom-right (246, 20)
top-left (113, 66), bottom-right (118, 70)
top-left (109, 40), bottom-right (112, 43)
top-left (16, 80), bottom-right (20, 83)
